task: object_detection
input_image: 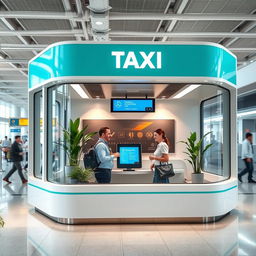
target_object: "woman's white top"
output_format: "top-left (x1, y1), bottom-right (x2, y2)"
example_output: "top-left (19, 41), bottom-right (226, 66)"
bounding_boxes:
top-left (153, 142), bottom-right (169, 166)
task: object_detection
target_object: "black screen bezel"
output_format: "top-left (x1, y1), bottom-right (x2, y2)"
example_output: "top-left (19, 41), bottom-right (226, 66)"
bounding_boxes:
top-left (117, 144), bottom-right (142, 169)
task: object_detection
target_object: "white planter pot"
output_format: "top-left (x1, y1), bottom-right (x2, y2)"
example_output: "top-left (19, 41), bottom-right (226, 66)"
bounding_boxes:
top-left (65, 165), bottom-right (77, 177)
top-left (191, 173), bottom-right (204, 183)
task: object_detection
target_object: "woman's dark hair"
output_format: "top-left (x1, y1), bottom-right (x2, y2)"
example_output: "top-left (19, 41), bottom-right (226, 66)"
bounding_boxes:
top-left (154, 129), bottom-right (169, 145)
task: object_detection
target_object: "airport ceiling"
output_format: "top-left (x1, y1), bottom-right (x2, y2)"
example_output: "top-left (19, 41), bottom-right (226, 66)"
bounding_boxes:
top-left (0, 0), bottom-right (256, 104)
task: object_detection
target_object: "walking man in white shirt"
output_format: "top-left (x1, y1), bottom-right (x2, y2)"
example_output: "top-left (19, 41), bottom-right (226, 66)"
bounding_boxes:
top-left (238, 132), bottom-right (256, 183)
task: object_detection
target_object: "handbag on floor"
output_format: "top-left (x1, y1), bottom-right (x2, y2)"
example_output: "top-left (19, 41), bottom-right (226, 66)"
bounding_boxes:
top-left (155, 162), bottom-right (175, 179)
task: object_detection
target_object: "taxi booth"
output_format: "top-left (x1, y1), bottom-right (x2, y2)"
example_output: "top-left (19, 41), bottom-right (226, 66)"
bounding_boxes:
top-left (28, 42), bottom-right (237, 224)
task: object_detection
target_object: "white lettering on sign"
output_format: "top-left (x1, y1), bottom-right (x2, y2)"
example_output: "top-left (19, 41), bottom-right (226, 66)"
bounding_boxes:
top-left (111, 51), bottom-right (125, 68)
top-left (111, 51), bottom-right (162, 69)
top-left (123, 52), bottom-right (139, 69)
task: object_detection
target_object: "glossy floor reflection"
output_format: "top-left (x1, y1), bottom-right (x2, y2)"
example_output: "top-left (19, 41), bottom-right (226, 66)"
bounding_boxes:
top-left (1, 163), bottom-right (256, 256)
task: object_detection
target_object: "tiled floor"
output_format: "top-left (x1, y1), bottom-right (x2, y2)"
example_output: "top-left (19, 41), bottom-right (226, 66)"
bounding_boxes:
top-left (1, 161), bottom-right (256, 256)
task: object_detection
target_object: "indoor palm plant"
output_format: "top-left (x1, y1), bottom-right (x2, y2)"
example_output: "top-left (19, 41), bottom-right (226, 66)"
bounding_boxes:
top-left (58, 118), bottom-right (97, 176)
top-left (180, 131), bottom-right (213, 183)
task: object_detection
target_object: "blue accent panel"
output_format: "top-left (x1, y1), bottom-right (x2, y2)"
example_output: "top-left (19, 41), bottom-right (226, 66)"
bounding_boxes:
top-left (29, 183), bottom-right (237, 195)
top-left (9, 118), bottom-right (19, 126)
top-left (29, 43), bottom-right (237, 88)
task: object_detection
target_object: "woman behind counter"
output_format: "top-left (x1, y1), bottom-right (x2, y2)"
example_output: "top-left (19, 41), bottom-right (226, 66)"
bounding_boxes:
top-left (149, 129), bottom-right (170, 183)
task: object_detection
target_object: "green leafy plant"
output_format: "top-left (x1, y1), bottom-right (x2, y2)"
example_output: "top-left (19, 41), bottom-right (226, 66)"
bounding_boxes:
top-left (0, 216), bottom-right (4, 227)
top-left (59, 118), bottom-right (97, 166)
top-left (69, 166), bottom-right (93, 183)
top-left (180, 132), bottom-right (213, 174)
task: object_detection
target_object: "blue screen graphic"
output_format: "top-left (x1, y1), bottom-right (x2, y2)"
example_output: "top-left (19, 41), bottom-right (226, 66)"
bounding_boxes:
top-left (112, 99), bottom-right (154, 112)
top-left (119, 147), bottom-right (140, 165)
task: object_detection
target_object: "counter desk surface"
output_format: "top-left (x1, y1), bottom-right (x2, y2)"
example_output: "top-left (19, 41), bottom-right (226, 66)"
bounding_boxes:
top-left (111, 168), bottom-right (185, 183)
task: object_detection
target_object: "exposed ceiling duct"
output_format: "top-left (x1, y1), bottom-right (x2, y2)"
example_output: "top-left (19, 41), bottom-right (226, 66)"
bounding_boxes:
top-left (88, 0), bottom-right (111, 41)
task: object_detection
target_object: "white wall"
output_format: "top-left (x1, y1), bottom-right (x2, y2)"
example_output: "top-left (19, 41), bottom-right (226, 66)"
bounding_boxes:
top-left (237, 61), bottom-right (256, 87)
top-left (71, 98), bottom-right (200, 177)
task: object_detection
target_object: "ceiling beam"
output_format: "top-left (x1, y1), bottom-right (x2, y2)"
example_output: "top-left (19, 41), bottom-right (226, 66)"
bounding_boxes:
top-left (229, 48), bottom-right (256, 52)
top-left (0, 11), bottom-right (256, 22)
top-left (75, 0), bottom-right (89, 40)
top-left (0, 67), bottom-right (28, 71)
top-left (1, 30), bottom-right (256, 39)
top-left (0, 86), bottom-right (27, 89)
top-left (0, 44), bottom-right (47, 49)
top-left (0, 30), bottom-right (83, 36)
top-left (110, 13), bottom-right (256, 21)
top-left (152, 0), bottom-right (175, 41)
top-left (110, 31), bottom-right (256, 38)
top-left (0, 79), bottom-right (27, 82)
top-left (0, 43), bottom-right (255, 53)
top-left (0, 59), bottom-right (28, 63)
top-left (162, 0), bottom-right (190, 42)
top-left (0, 1), bottom-right (38, 77)
top-left (62, 0), bottom-right (83, 41)
top-left (0, 11), bottom-right (80, 20)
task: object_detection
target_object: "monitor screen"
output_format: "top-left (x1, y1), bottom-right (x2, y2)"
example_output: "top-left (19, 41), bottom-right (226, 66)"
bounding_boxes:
top-left (117, 144), bottom-right (142, 169)
top-left (111, 99), bottom-right (155, 112)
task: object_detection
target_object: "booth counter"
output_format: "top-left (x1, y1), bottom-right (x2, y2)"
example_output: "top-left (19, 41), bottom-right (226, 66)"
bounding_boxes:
top-left (28, 42), bottom-right (237, 223)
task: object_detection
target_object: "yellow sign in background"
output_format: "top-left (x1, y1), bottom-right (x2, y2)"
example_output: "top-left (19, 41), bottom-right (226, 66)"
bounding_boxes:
top-left (19, 118), bottom-right (29, 126)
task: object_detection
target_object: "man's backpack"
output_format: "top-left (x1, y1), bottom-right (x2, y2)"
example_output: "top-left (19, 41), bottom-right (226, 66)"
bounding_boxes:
top-left (83, 142), bottom-right (101, 170)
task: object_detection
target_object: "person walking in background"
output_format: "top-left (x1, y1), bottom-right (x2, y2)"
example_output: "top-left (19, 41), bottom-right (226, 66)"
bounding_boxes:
top-left (3, 135), bottom-right (27, 184)
top-left (239, 132), bottom-right (256, 183)
top-left (94, 127), bottom-right (120, 183)
top-left (2, 136), bottom-right (11, 160)
top-left (149, 129), bottom-right (170, 183)
top-left (22, 139), bottom-right (29, 172)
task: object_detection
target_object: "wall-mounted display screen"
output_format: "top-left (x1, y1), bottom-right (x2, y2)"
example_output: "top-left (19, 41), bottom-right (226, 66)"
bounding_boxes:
top-left (117, 144), bottom-right (142, 169)
top-left (111, 99), bottom-right (155, 112)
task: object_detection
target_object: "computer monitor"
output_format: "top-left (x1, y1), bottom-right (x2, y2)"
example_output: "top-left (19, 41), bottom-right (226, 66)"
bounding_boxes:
top-left (111, 98), bottom-right (155, 112)
top-left (117, 144), bottom-right (142, 171)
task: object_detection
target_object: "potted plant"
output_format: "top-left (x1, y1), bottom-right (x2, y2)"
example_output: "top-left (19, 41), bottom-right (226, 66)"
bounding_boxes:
top-left (58, 118), bottom-right (97, 177)
top-left (0, 216), bottom-right (4, 227)
top-left (180, 132), bottom-right (213, 183)
top-left (68, 166), bottom-right (93, 184)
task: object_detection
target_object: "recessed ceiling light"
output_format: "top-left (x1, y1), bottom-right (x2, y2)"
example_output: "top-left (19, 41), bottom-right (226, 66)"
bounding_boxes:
top-left (173, 84), bottom-right (201, 99)
top-left (71, 84), bottom-right (89, 99)
top-left (95, 21), bottom-right (103, 25)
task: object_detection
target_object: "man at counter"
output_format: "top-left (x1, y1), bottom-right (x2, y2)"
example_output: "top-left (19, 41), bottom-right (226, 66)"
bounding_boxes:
top-left (95, 127), bottom-right (120, 183)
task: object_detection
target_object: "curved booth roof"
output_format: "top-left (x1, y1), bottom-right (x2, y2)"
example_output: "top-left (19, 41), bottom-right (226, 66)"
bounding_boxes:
top-left (28, 42), bottom-right (237, 89)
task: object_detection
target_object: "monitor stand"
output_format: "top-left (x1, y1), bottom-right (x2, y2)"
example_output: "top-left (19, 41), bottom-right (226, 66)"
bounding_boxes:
top-left (123, 168), bottom-right (135, 171)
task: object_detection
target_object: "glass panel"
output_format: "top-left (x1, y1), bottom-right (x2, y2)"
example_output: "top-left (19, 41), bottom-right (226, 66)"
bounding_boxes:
top-left (47, 84), bottom-right (69, 183)
top-left (46, 83), bottom-right (231, 185)
top-left (34, 91), bottom-right (43, 179)
top-left (237, 92), bottom-right (256, 174)
top-left (201, 89), bottom-right (230, 179)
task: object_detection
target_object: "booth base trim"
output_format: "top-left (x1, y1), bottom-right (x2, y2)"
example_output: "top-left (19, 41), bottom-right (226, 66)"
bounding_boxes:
top-left (35, 208), bottom-right (229, 224)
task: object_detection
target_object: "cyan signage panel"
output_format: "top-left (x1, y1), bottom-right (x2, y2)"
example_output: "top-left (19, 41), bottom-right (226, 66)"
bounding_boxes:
top-left (29, 43), bottom-right (237, 89)
top-left (10, 128), bottom-right (21, 133)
